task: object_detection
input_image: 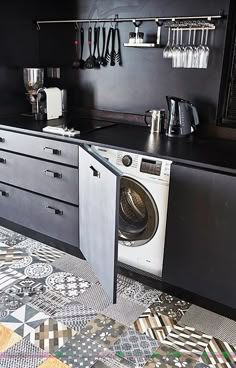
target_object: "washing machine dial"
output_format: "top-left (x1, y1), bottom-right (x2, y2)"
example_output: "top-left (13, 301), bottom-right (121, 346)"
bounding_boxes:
top-left (122, 155), bottom-right (133, 167)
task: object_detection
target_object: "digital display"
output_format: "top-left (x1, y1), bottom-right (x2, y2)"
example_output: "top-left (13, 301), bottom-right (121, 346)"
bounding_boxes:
top-left (140, 159), bottom-right (162, 176)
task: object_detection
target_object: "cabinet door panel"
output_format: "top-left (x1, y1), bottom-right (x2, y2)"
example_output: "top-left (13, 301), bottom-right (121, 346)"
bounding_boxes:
top-left (79, 145), bottom-right (121, 303)
top-left (163, 164), bottom-right (236, 309)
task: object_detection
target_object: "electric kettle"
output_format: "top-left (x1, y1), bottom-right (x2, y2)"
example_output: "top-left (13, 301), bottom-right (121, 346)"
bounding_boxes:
top-left (166, 96), bottom-right (199, 137)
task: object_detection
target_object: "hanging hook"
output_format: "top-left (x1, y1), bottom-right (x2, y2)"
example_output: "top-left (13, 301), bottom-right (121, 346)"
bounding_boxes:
top-left (36, 21), bottom-right (40, 31)
top-left (74, 22), bottom-right (79, 30)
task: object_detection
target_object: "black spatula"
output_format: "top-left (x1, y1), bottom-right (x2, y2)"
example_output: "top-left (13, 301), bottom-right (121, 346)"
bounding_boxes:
top-left (85, 27), bottom-right (95, 69)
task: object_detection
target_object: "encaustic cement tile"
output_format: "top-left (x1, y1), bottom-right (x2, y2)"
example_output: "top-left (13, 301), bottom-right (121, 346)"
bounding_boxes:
top-left (92, 353), bottom-right (136, 367)
top-left (26, 318), bottom-right (77, 354)
top-left (38, 356), bottom-right (71, 367)
top-left (0, 338), bottom-right (48, 368)
top-left (131, 306), bottom-right (176, 343)
top-left (4, 278), bottom-right (47, 304)
top-left (110, 327), bottom-right (159, 368)
top-left (161, 323), bottom-right (213, 359)
top-left (0, 248), bottom-right (28, 268)
top-left (200, 338), bottom-right (236, 367)
top-left (28, 289), bottom-right (69, 316)
top-left (0, 292), bottom-right (24, 321)
top-left (45, 272), bottom-right (92, 300)
top-left (80, 313), bottom-right (128, 348)
top-left (150, 293), bottom-right (191, 323)
top-left (0, 227), bottom-right (26, 247)
top-left (119, 280), bottom-right (162, 308)
top-left (0, 267), bottom-right (26, 291)
top-left (143, 344), bottom-right (199, 367)
top-left (54, 301), bottom-right (97, 332)
top-left (0, 323), bottom-right (22, 352)
top-left (0, 303), bottom-right (49, 338)
top-left (56, 333), bottom-right (109, 368)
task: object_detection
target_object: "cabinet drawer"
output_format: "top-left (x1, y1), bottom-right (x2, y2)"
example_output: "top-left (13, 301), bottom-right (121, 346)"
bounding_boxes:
top-left (0, 151), bottom-right (78, 205)
top-left (0, 183), bottom-right (78, 246)
top-left (0, 130), bottom-right (78, 166)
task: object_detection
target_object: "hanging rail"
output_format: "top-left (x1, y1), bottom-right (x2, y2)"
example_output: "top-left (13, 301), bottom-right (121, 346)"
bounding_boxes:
top-left (35, 13), bottom-right (224, 30)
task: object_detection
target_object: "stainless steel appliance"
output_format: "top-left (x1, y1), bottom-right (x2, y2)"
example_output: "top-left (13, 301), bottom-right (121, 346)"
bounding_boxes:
top-left (166, 96), bottom-right (199, 137)
top-left (23, 68), bottom-right (44, 114)
top-left (144, 109), bottom-right (166, 134)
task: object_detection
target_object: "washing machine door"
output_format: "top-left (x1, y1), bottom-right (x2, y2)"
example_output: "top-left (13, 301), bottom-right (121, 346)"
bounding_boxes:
top-left (119, 177), bottom-right (159, 245)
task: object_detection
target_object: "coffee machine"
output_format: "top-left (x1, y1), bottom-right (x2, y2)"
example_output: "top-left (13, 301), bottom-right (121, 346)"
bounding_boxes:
top-left (23, 68), bottom-right (44, 114)
top-left (166, 96), bottom-right (199, 137)
top-left (36, 87), bottom-right (63, 121)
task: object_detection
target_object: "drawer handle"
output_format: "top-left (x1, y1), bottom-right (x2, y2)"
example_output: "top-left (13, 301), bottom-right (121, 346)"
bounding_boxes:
top-left (0, 190), bottom-right (9, 197)
top-left (44, 147), bottom-right (61, 155)
top-left (45, 170), bottom-right (62, 178)
top-left (0, 158), bottom-right (6, 164)
top-left (0, 137), bottom-right (5, 143)
top-left (90, 165), bottom-right (100, 178)
top-left (46, 206), bottom-right (63, 215)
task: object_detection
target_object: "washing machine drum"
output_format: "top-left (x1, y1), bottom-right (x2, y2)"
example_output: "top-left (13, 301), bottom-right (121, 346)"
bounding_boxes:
top-left (119, 177), bottom-right (159, 246)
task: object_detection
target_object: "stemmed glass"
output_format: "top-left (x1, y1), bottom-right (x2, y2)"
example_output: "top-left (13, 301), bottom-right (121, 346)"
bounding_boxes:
top-left (172, 28), bottom-right (182, 68)
top-left (203, 28), bottom-right (210, 68)
top-left (163, 28), bottom-right (172, 58)
top-left (192, 29), bottom-right (199, 68)
top-left (197, 28), bottom-right (206, 68)
top-left (184, 29), bottom-right (193, 68)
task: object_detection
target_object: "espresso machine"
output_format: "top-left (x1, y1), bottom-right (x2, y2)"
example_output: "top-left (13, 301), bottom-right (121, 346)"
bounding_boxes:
top-left (23, 68), bottom-right (44, 114)
top-left (36, 87), bottom-right (63, 121)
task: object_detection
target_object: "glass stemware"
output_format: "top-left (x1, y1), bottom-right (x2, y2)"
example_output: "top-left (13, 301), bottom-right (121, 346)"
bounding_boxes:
top-left (203, 28), bottom-right (210, 68)
top-left (184, 29), bottom-right (193, 68)
top-left (192, 29), bottom-right (199, 68)
top-left (172, 28), bottom-right (182, 68)
top-left (163, 27), bottom-right (172, 58)
top-left (197, 28), bottom-right (206, 69)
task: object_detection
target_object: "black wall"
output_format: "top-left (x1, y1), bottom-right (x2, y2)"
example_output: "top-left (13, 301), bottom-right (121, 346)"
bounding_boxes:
top-left (39, 0), bottom-right (230, 125)
top-left (0, 0), bottom-right (231, 125)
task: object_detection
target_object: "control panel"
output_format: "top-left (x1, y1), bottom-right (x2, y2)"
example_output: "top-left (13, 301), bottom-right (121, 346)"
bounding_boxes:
top-left (92, 146), bottom-right (172, 183)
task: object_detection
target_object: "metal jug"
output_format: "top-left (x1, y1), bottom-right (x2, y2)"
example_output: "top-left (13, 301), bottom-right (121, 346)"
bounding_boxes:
top-left (144, 109), bottom-right (166, 134)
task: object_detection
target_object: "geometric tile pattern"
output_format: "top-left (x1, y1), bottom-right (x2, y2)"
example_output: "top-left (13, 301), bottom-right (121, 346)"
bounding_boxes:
top-left (4, 278), bottom-right (47, 304)
top-left (0, 227), bottom-right (26, 247)
top-left (0, 338), bottom-right (47, 367)
top-left (120, 281), bottom-right (162, 307)
top-left (0, 323), bottom-right (22, 352)
top-left (45, 272), bottom-right (92, 300)
top-left (13, 238), bottom-right (65, 263)
top-left (38, 357), bottom-right (70, 367)
top-left (143, 344), bottom-right (198, 367)
top-left (151, 293), bottom-right (191, 322)
top-left (27, 318), bottom-right (76, 353)
top-left (200, 338), bottom-right (236, 367)
top-left (29, 289), bottom-right (69, 316)
top-left (102, 296), bottom-right (146, 327)
top-left (180, 304), bottom-right (236, 345)
top-left (0, 267), bottom-right (26, 291)
top-left (110, 327), bottom-right (159, 367)
top-left (0, 292), bottom-right (23, 320)
top-left (117, 274), bottom-right (137, 295)
top-left (0, 304), bottom-right (49, 337)
top-left (76, 284), bottom-right (112, 312)
top-left (93, 354), bottom-right (136, 367)
top-left (52, 254), bottom-right (99, 284)
top-left (80, 313), bottom-right (127, 348)
top-left (162, 323), bottom-right (213, 359)
top-left (56, 334), bottom-right (109, 368)
top-left (131, 306), bottom-right (176, 343)
top-left (24, 262), bottom-right (54, 280)
top-left (54, 302), bottom-right (97, 332)
top-left (0, 248), bottom-right (27, 268)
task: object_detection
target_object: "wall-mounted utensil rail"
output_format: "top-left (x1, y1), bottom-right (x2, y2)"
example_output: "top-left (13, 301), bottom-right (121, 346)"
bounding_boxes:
top-left (35, 13), bottom-right (224, 30)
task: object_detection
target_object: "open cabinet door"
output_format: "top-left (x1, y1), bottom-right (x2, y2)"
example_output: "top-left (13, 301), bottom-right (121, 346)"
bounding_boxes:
top-left (79, 144), bottom-right (121, 303)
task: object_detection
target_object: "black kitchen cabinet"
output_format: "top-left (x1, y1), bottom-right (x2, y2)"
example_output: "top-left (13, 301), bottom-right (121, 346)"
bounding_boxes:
top-left (163, 163), bottom-right (236, 309)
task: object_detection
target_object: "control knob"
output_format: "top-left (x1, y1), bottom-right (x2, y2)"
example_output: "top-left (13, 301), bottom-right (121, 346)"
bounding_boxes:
top-left (122, 155), bottom-right (133, 167)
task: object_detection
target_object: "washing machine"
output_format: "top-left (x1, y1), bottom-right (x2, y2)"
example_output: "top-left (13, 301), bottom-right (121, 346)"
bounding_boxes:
top-left (92, 146), bottom-right (172, 277)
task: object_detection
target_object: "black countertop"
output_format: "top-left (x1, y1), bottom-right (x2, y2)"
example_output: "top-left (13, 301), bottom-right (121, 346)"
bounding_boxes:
top-left (1, 114), bottom-right (236, 174)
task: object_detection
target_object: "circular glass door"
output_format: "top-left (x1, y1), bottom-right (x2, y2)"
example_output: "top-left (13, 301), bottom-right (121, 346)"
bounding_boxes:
top-left (119, 176), bottom-right (159, 246)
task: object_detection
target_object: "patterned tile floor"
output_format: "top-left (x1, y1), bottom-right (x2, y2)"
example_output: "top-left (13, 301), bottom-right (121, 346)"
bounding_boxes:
top-left (0, 227), bottom-right (235, 368)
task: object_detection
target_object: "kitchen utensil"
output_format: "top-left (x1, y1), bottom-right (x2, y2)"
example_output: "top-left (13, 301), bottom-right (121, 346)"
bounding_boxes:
top-left (96, 27), bottom-right (102, 65)
top-left (72, 27), bottom-right (80, 69)
top-left (144, 109), bottom-right (166, 134)
top-left (85, 27), bottom-right (95, 69)
top-left (79, 26), bottom-right (85, 69)
top-left (93, 27), bottom-right (100, 68)
top-left (166, 96), bottom-right (199, 137)
top-left (115, 28), bottom-right (122, 66)
top-left (100, 26), bottom-right (107, 66)
top-left (110, 28), bottom-right (116, 66)
top-left (105, 27), bottom-right (112, 65)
